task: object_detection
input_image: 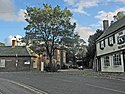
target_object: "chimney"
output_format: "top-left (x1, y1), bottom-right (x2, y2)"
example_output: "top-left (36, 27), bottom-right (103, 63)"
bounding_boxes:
top-left (103, 20), bottom-right (109, 31)
top-left (12, 40), bottom-right (16, 47)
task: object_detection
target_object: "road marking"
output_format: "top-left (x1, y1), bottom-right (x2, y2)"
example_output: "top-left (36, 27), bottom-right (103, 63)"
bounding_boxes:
top-left (86, 83), bottom-right (125, 94)
top-left (8, 80), bottom-right (48, 94)
top-left (0, 78), bottom-right (48, 94)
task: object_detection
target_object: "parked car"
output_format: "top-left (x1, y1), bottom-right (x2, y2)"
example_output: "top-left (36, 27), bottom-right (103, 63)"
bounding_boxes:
top-left (78, 66), bottom-right (84, 70)
top-left (72, 65), bottom-right (78, 69)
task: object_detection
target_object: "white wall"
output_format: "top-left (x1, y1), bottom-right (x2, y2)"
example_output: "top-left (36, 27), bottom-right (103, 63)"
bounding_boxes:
top-left (97, 29), bottom-right (125, 56)
top-left (101, 53), bottom-right (124, 72)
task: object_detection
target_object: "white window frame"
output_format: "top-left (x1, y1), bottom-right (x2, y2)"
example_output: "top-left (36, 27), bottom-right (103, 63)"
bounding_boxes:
top-left (109, 37), bottom-right (114, 45)
top-left (0, 59), bottom-right (5, 68)
top-left (104, 56), bottom-right (110, 66)
top-left (113, 53), bottom-right (121, 66)
top-left (100, 41), bottom-right (105, 49)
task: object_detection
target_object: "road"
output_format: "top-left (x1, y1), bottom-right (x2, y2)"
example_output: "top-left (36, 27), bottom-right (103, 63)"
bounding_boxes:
top-left (0, 71), bottom-right (125, 94)
top-left (0, 78), bottom-right (41, 94)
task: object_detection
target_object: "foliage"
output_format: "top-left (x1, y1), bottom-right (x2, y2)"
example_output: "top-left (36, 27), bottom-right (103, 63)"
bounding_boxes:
top-left (24, 4), bottom-right (76, 70)
top-left (87, 29), bottom-right (103, 68)
top-left (61, 33), bottom-right (86, 65)
top-left (0, 42), bottom-right (5, 46)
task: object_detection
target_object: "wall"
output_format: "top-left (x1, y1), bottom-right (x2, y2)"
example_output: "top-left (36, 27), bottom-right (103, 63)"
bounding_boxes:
top-left (0, 56), bottom-right (32, 72)
top-left (101, 52), bottom-right (124, 72)
top-left (97, 29), bottom-right (125, 56)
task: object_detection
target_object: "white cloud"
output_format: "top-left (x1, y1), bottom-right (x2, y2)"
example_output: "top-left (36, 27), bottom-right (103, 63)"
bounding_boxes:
top-left (76, 26), bottom-right (94, 37)
top-left (115, 0), bottom-right (125, 3)
top-left (96, 7), bottom-right (125, 21)
top-left (70, 18), bottom-right (94, 43)
top-left (95, 7), bottom-right (125, 29)
top-left (4, 35), bottom-right (22, 46)
top-left (0, 0), bottom-right (25, 21)
top-left (75, 26), bottom-right (95, 43)
top-left (64, 0), bottom-right (100, 15)
top-left (64, 0), bottom-right (77, 5)
top-left (17, 9), bottom-right (26, 21)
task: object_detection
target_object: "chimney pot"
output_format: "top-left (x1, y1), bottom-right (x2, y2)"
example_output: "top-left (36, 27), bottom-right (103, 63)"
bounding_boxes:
top-left (12, 40), bottom-right (16, 47)
top-left (103, 20), bottom-right (109, 31)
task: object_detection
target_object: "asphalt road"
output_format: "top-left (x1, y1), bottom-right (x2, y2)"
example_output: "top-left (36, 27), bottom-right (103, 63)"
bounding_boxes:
top-left (0, 71), bottom-right (125, 94)
top-left (0, 78), bottom-right (39, 94)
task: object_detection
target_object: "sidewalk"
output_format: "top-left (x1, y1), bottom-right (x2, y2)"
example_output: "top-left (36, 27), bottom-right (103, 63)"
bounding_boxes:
top-left (82, 69), bottom-right (125, 80)
top-left (58, 69), bottom-right (125, 80)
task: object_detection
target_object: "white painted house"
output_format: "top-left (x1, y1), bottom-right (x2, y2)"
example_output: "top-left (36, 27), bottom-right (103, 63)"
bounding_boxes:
top-left (96, 15), bottom-right (125, 72)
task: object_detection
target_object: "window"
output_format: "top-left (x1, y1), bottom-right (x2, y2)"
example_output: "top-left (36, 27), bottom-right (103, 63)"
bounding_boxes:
top-left (0, 59), bottom-right (5, 68)
top-left (117, 35), bottom-right (125, 44)
top-left (100, 40), bottom-right (105, 50)
top-left (113, 53), bottom-right (121, 65)
top-left (104, 56), bottom-right (110, 66)
top-left (108, 35), bottom-right (115, 46)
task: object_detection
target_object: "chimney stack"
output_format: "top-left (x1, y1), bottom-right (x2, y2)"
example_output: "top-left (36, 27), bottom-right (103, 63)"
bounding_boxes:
top-left (103, 20), bottom-right (109, 31)
top-left (12, 40), bottom-right (16, 47)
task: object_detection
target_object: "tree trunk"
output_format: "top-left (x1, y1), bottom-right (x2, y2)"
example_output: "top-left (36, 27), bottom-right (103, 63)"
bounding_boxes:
top-left (49, 55), bottom-right (53, 70)
top-left (48, 55), bottom-right (57, 72)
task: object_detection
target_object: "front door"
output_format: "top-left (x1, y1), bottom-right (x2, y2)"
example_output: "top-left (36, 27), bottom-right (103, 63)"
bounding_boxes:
top-left (97, 57), bottom-right (101, 71)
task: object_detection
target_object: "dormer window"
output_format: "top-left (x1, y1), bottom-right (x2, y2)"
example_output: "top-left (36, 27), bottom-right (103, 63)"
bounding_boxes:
top-left (100, 40), bottom-right (105, 50)
top-left (108, 35), bottom-right (115, 46)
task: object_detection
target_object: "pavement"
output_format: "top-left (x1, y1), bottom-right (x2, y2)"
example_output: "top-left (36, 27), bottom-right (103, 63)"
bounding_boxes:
top-left (58, 69), bottom-right (125, 80)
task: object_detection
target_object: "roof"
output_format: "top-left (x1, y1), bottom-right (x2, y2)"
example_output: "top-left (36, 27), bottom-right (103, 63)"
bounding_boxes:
top-left (97, 16), bottom-right (125, 41)
top-left (0, 46), bottom-right (31, 57)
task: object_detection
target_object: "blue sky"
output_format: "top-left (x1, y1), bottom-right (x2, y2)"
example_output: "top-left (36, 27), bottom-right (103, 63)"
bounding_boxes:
top-left (1, 0), bottom-right (125, 45)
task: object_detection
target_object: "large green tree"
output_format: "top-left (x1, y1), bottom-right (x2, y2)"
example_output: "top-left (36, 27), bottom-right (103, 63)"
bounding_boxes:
top-left (24, 4), bottom-right (76, 71)
top-left (87, 29), bottom-right (103, 68)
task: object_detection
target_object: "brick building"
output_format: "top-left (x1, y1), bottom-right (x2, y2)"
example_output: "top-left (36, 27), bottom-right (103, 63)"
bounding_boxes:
top-left (0, 46), bottom-right (32, 71)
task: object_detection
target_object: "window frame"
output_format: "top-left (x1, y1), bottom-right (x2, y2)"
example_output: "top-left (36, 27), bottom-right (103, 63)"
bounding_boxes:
top-left (113, 53), bottom-right (121, 66)
top-left (0, 59), bottom-right (5, 68)
top-left (100, 40), bottom-right (105, 50)
top-left (108, 35), bottom-right (115, 46)
top-left (104, 56), bottom-right (110, 66)
top-left (117, 35), bottom-right (125, 44)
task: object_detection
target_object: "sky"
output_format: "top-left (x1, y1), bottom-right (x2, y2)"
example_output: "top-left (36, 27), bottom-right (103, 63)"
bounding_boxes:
top-left (0, 0), bottom-right (125, 45)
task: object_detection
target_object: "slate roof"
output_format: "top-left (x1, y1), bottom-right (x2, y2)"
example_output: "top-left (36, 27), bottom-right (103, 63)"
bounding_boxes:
top-left (0, 46), bottom-right (31, 57)
top-left (97, 16), bottom-right (125, 41)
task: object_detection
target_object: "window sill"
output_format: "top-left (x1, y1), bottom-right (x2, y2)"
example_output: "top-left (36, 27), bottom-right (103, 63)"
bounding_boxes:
top-left (103, 66), bottom-right (109, 68)
top-left (109, 44), bottom-right (113, 46)
top-left (113, 65), bottom-right (121, 67)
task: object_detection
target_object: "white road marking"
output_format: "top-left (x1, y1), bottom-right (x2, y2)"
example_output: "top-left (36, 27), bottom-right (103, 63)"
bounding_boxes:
top-left (8, 80), bottom-right (48, 94)
top-left (0, 78), bottom-right (48, 94)
top-left (86, 83), bottom-right (125, 94)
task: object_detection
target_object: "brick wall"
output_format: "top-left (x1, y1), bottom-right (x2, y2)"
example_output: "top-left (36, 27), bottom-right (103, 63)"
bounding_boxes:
top-left (0, 56), bottom-right (32, 72)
